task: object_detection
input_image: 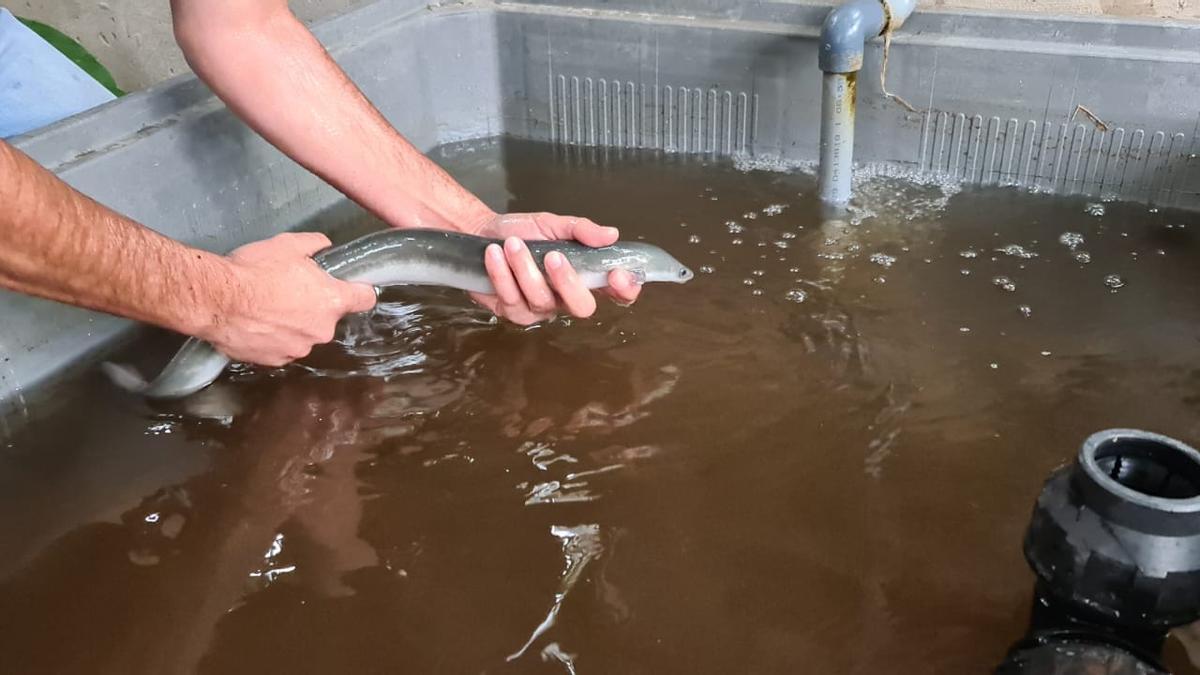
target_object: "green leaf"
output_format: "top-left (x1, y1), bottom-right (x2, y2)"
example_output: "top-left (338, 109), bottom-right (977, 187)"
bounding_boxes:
top-left (15, 17), bottom-right (125, 97)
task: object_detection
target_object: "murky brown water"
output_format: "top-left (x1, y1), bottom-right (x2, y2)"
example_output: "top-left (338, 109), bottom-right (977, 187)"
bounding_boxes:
top-left (3, 139), bottom-right (1200, 674)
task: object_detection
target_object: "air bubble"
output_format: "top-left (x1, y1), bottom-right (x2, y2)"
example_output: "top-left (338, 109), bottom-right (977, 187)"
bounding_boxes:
top-left (726, 221), bottom-right (744, 234)
top-left (699, 265), bottom-right (715, 274)
top-left (762, 204), bottom-right (787, 216)
top-left (959, 249), bottom-right (979, 259)
top-left (785, 289), bottom-right (808, 303)
top-left (781, 232), bottom-right (796, 239)
top-left (688, 234), bottom-right (701, 244)
top-left (789, 267), bottom-right (800, 273)
top-left (731, 238), bottom-right (743, 245)
top-left (1073, 251), bottom-right (1092, 264)
top-left (960, 269), bottom-right (971, 276)
top-left (959, 327), bottom-right (972, 333)
top-left (752, 270), bottom-right (766, 277)
top-left (992, 276), bottom-right (1016, 292)
top-left (773, 241), bottom-right (789, 249)
top-left (1103, 274), bottom-right (1126, 290)
top-left (1019, 305), bottom-right (1033, 318)
top-left (874, 276), bottom-right (887, 284)
top-left (1085, 202), bottom-right (1106, 216)
top-left (751, 289), bottom-right (764, 296)
top-left (743, 211), bottom-right (759, 220)
top-left (743, 278), bottom-right (755, 286)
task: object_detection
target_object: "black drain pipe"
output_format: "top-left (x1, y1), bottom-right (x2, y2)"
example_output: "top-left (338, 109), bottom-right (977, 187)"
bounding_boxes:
top-left (998, 429), bottom-right (1200, 674)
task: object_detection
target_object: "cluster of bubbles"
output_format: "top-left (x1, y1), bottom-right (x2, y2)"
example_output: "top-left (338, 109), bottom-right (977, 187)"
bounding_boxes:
top-left (996, 244), bottom-right (1038, 259)
top-left (695, 191), bottom-right (822, 305)
top-left (1058, 232), bottom-right (1091, 263)
top-left (843, 172), bottom-right (963, 227)
top-left (992, 276), bottom-right (1017, 292)
top-left (731, 154), bottom-right (816, 176)
top-left (1058, 232), bottom-right (1084, 250)
top-left (869, 253), bottom-right (897, 268)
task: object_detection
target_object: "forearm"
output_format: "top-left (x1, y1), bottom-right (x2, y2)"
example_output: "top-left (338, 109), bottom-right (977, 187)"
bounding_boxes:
top-left (171, 0), bottom-right (495, 232)
top-left (0, 140), bottom-right (236, 336)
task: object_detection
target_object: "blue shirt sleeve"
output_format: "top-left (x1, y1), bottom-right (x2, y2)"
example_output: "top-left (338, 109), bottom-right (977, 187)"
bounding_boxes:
top-left (0, 7), bottom-right (116, 140)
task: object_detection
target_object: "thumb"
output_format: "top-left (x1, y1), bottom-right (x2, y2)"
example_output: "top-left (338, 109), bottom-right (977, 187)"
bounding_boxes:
top-left (339, 281), bottom-right (378, 313)
top-left (282, 231), bottom-right (335, 257)
top-left (568, 218), bottom-right (619, 248)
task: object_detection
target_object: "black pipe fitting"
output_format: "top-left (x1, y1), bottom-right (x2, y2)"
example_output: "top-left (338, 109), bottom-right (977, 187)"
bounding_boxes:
top-left (998, 429), bottom-right (1200, 674)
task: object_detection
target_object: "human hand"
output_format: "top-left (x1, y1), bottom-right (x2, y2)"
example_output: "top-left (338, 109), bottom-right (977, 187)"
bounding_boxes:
top-left (201, 232), bottom-right (377, 366)
top-left (464, 212), bottom-right (642, 325)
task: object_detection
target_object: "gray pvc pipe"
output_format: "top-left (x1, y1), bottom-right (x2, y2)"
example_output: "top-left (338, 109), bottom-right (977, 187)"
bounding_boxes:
top-left (817, 0), bottom-right (916, 204)
top-left (818, 72), bottom-right (856, 204)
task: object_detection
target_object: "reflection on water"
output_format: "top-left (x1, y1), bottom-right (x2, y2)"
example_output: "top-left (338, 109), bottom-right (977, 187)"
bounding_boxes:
top-left (2, 139), bottom-right (1200, 673)
top-left (507, 523), bottom-right (603, 662)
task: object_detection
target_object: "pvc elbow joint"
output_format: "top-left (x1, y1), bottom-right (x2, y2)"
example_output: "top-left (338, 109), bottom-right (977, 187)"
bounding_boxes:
top-left (819, 0), bottom-right (915, 74)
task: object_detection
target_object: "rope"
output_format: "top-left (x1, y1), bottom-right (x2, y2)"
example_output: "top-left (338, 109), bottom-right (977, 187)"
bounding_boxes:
top-left (879, 28), bottom-right (918, 113)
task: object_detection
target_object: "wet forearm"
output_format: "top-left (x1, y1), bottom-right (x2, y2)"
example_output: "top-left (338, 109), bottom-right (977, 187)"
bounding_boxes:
top-left (171, 0), bottom-right (495, 232)
top-left (0, 140), bottom-right (237, 336)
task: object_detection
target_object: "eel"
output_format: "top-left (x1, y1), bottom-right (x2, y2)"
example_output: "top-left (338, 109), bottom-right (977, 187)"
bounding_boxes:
top-left (101, 228), bottom-right (693, 399)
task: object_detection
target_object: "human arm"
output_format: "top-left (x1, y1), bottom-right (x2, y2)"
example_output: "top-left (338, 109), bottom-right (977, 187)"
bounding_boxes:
top-left (170, 0), bottom-right (640, 324)
top-left (0, 139), bottom-right (375, 366)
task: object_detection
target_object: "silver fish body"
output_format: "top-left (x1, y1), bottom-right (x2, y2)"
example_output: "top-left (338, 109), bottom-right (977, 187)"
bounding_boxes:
top-left (102, 228), bottom-right (692, 399)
